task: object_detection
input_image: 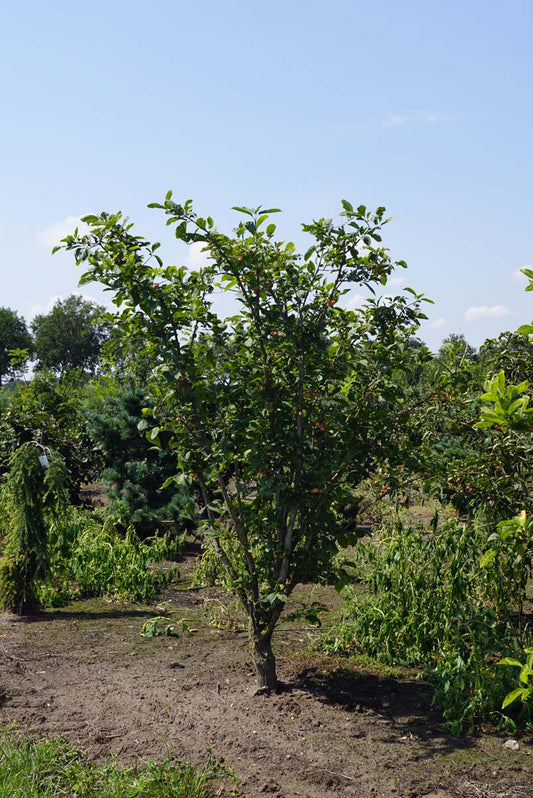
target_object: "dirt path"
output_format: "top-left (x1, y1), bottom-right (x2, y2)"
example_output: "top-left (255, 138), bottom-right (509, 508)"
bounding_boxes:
top-left (0, 572), bottom-right (531, 797)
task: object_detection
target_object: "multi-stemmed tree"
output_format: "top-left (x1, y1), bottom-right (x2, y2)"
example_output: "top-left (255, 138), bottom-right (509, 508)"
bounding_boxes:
top-left (59, 195), bottom-right (428, 689)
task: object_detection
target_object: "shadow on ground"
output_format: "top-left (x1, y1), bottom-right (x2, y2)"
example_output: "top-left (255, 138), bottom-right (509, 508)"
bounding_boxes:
top-left (20, 608), bottom-right (155, 623)
top-left (291, 664), bottom-right (477, 757)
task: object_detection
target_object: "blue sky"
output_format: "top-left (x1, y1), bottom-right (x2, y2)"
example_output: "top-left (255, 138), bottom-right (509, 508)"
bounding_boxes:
top-left (2, 0), bottom-right (532, 352)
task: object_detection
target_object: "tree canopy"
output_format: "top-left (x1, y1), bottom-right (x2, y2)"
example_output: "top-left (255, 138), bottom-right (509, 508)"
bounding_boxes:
top-left (0, 307), bottom-right (33, 385)
top-left (31, 294), bottom-right (109, 376)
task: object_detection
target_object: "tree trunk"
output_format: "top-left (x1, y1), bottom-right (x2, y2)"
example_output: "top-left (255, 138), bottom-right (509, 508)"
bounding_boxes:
top-left (252, 632), bottom-right (278, 692)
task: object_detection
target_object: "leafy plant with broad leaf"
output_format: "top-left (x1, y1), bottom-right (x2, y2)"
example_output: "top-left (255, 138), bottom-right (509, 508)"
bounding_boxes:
top-left (498, 647), bottom-right (533, 710)
top-left (40, 508), bottom-right (179, 605)
top-left (475, 371), bottom-right (533, 433)
top-left (474, 266), bottom-right (533, 718)
top-left (480, 510), bottom-right (533, 632)
top-left (58, 194), bottom-right (429, 689)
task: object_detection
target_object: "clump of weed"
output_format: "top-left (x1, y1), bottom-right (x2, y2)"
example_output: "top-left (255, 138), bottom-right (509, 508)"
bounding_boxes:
top-left (0, 727), bottom-right (238, 797)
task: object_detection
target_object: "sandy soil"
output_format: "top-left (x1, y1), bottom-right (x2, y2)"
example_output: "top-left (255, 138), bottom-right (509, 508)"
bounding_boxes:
top-left (0, 560), bottom-right (531, 798)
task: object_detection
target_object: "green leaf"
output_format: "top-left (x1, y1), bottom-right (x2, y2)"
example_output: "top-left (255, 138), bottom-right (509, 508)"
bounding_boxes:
top-left (141, 616), bottom-right (174, 638)
top-left (174, 472), bottom-right (192, 487)
top-left (263, 592), bottom-right (287, 608)
top-left (480, 549), bottom-right (497, 567)
top-left (502, 687), bottom-right (526, 708)
top-left (519, 665), bottom-right (532, 685)
top-left (498, 657), bottom-right (524, 668)
top-left (334, 572), bottom-right (352, 592)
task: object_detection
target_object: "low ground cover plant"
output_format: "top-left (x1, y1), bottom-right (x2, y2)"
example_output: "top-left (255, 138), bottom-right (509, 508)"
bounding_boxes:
top-left (0, 728), bottom-right (234, 798)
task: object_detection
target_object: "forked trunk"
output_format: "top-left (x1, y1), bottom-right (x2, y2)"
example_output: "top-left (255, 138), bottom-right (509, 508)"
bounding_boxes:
top-left (252, 633), bottom-right (278, 692)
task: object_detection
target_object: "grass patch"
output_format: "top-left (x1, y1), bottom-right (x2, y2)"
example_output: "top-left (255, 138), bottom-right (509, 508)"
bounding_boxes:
top-left (0, 728), bottom-right (236, 798)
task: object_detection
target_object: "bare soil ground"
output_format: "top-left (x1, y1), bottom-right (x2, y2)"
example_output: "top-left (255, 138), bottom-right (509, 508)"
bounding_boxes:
top-left (0, 554), bottom-right (531, 798)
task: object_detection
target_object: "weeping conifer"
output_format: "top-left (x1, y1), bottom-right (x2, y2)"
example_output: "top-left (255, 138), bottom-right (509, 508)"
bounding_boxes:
top-left (0, 442), bottom-right (69, 614)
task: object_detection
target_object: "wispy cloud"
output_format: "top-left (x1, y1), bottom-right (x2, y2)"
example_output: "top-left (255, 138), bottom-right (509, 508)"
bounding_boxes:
top-left (28, 295), bottom-right (64, 321)
top-left (387, 275), bottom-right (407, 288)
top-left (36, 216), bottom-right (88, 250)
top-left (431, 317), bottom-right (447, 329)
top-left (464, 305), bottom-right (514, 322)
top-left (183, 241), bottom-right (212, 270)
top-left (346, 292), bottom-right (368, 310)
top-left (384, 112), bottom-right (456, 127)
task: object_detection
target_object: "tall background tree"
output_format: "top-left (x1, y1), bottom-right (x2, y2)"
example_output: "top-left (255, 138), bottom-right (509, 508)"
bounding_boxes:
top-left (31, 295), bottom-right (109, 376)
top-left (0, 308), bottom-right (33, 385)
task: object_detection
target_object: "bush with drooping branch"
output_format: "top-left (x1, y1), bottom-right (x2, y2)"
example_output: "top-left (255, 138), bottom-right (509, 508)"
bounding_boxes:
top-left (0, 441), bottom-right (69, 614)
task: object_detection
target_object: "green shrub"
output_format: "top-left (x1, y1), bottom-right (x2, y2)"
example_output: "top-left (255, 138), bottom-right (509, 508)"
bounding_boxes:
top-left (425, 605), bottom-right (531, 735)
top-left (324, 519), bottom-right (486, 663)
top-left (39, 507), bottom-right (181, 605)
top-left (322, 516), bottom-right (532, 732)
